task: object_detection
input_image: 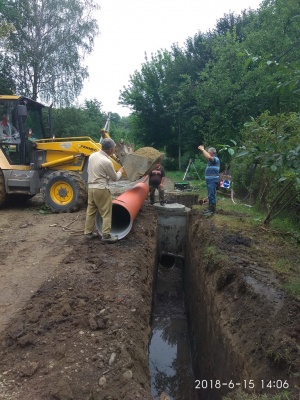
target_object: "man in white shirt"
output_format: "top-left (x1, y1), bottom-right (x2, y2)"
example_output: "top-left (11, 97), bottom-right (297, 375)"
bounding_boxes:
top-left (0, 114), bottom-right (10, 140)
top-left (84, 138), bottom-right (124, 243)
top-left (0, 114), bottom-right (19, 141)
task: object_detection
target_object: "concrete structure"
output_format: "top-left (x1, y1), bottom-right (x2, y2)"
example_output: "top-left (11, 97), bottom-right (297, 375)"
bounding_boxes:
top-left (155, 203), bottom-right (191, 256)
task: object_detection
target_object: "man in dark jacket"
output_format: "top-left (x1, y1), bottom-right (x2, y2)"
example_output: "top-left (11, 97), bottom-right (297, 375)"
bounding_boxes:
top-left (148, 159), bottom-right (165, 205)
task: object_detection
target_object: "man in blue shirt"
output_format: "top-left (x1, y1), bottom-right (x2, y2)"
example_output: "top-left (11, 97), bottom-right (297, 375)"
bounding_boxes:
top-left (198, 145), bottom-right (220, 216)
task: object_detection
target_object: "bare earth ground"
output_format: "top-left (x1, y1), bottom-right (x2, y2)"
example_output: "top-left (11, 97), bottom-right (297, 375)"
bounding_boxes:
top-left (0, 178), bottom-right (299, 400)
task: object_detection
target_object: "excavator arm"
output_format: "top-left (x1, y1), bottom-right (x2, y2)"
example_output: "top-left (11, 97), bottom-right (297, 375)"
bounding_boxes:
top-left (99, 115), bottom-right (162, 181)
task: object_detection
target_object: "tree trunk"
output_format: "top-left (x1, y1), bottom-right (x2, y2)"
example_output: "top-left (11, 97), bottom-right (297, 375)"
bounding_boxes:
top-left (263, 180), bottom-right (294, 225)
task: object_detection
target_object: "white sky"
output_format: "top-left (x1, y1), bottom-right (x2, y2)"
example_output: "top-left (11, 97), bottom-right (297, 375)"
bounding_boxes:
top-left (78, 0), bottom-right (262, 117)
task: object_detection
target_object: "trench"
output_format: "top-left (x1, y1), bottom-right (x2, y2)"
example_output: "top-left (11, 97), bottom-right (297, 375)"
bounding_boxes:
top-left (149, 253), bottom-right (196, 399)
top-left (148, 202), bottom-right (236, 400)
top-left (148, 203), bottom-right (199, 400)
top-left (102, 186), bottom-right (284, 399)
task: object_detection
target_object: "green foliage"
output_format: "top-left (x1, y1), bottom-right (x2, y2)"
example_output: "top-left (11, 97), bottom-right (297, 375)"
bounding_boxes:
top-left (231, 112), bottom-right (300, 224)
top-left (189, 155), bottom-right (206, 179)
top-left (0, 19), bottom-right (14, 40)
top-left (0, 7), bottom-right (15, 93)
top-left (0, 54), bottom-right (15, 94)
top-left (52, 107), bottom-right (94, 139)
top-left (50, 101), bottom-right (131, 144)
top-left (108, 114), bottom-right (136, 145)
top-left (166, 170), bottom-right (205, 191)
top-left (217, 140), bottom-right (237, 171)
top-left (119, 0), bottom-right (300, 172)
top-left (163, 157), bottom-right (178, 172)
top-left (165, 170), bottom-right (183, 182)
top-left (119, 50), bottom-right (176, 148)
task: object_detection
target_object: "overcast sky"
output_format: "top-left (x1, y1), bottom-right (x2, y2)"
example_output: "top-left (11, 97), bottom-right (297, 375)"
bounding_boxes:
top-left (78, 0), bottom-right (262, 117)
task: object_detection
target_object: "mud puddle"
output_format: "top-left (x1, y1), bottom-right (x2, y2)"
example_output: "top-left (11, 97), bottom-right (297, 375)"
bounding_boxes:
top-left (149, 257), bottom-right (197, 399)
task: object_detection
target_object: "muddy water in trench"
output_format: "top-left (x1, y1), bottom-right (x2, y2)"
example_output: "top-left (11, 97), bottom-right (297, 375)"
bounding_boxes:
top-left (149, 256), bottom-right (198, 400)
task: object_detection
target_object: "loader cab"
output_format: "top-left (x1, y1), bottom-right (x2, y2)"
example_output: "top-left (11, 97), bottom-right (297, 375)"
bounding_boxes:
top-left (0, 95), bottom-right (50, 165)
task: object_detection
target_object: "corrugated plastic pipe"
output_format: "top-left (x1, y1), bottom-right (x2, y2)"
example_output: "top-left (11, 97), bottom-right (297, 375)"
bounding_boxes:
top-left (95, 181), bottom-right (149, 239)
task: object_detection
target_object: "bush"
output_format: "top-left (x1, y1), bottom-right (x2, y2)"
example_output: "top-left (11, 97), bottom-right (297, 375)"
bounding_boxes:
top-left (163, 157), bottom-right (179, 171)
top-left (231, 112), bottom-right (300, 224)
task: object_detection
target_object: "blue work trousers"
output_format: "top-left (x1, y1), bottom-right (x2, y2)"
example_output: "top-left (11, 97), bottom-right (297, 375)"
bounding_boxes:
top-left (206, 179), bottom-right (219, 205)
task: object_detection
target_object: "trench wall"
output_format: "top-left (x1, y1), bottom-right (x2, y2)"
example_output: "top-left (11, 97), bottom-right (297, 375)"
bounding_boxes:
top-left (152, 201), bottom-right (297, 400)
top-left (184, 212), bottom-right (255, 400)
top-left (166, 192), bottom-right (198, 209)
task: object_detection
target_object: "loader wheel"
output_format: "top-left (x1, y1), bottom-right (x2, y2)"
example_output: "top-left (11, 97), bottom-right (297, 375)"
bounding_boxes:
top-left (42, 171), bottom-right (87, 213)
top-left (0, 168), bottom-right (7, 207)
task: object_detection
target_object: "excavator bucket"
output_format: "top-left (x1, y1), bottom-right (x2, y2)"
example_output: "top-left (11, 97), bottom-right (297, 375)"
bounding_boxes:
top-left (115, 144), bottom-right (162, 182)
top-left (121, 153), bottom-right (160, 181)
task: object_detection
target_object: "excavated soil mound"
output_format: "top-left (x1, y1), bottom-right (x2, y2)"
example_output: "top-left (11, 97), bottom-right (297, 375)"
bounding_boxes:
top-left (134, 147), bottom-right (162, 160)
top-left (0, 179), bottom-right (299, 400)
top-left (0, 196), bottom-right (157, 400)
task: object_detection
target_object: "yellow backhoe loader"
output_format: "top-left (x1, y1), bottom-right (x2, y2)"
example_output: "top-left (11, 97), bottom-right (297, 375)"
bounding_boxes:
top-left (0, 95), bottom-right (161, 212)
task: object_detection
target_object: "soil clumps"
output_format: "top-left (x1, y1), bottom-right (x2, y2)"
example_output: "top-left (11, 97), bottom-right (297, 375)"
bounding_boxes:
top-left (134, 147), bottom-right (162, 160)
top-left (0, 179), bottom-right (299, 400)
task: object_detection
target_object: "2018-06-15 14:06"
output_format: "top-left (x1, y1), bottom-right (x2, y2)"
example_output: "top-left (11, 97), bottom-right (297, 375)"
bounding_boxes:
top-left (195, 379), bottom-right (289, 390)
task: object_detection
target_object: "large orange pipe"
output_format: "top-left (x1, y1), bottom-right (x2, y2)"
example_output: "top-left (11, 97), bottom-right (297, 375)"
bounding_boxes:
top-left (95, 181), bottom-right (149, 239)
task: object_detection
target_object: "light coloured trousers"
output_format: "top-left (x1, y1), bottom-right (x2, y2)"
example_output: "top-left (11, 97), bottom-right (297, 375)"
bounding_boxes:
top-left (84, 188), bottom-right (112, 236)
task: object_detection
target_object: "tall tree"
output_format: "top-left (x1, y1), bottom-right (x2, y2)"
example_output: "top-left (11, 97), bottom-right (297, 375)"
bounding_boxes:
top-left (120, 0), bottom-right (300, 164)
top-left (0, 2), bottom-right (15, 93)
top-left (120, 50), bottom-right (175, 148)
top-left (0, 54), bottom-right (15, 94)
top-left (0, 0), bottom-right (99, 105)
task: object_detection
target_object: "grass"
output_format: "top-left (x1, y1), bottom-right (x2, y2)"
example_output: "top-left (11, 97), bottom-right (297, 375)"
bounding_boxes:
top-left (166, 170), bottom-right (205, 192)
top-left (168, 171), bottom-right (299, 234)
top-left (216, 197), bottom-right (300, 298)
top-left (272, 258), bottom-right (292, 274)
top-left (203, 245), bottom-right (230, 270)
top-left (284, 280), bottom-right (300, 297)
top-left (167, 170), bottom-right (300, 299)
top-left (223, 389), bottom-right (293, 400)
top-left (269, 217), bottom-right (300, 242)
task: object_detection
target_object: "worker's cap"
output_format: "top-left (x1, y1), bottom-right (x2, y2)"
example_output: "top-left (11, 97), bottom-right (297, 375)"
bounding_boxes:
top-left (101, 138), bottom-right (115, 150)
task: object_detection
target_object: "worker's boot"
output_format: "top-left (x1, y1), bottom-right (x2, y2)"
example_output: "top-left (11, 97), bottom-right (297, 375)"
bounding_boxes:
top-left (102, 234), bottom-right (118, 243)
top-left (85, 232), bottom-right (99, 240)
top-left (202, 203), bottom-right (211, 214)
top-left (203, 204), bottom-right (216, 216)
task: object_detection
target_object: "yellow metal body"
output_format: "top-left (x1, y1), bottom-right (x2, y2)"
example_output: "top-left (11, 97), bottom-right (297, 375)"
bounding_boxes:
top-left (0, 95), bottom-right (134, 211)
top-left (0, 95), bottom-right (20, 100)
top-left (0, 146), bottom-right (31, 170)
top-left (0, 94), bottom-right (161, 212)
top-left (41, 154), bottom-right (81, 168)
top-left (35, 137), bottom-right (122, 172)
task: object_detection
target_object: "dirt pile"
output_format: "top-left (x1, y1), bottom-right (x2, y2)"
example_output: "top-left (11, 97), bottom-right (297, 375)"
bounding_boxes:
top-left (0, 180), bottom-right (299, 400)
top-left (134, 147), bottom-right (162, 160)
top-left (186, 211), bottom-right (300, 400)
top-left (0, 196), bottom-right (157, 400)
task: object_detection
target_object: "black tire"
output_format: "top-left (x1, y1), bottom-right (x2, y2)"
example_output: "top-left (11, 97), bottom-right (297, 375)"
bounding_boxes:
top-left (42, 171), bottom-right (87, 213)
top-left (0, 168), bottom-right (7, 207)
